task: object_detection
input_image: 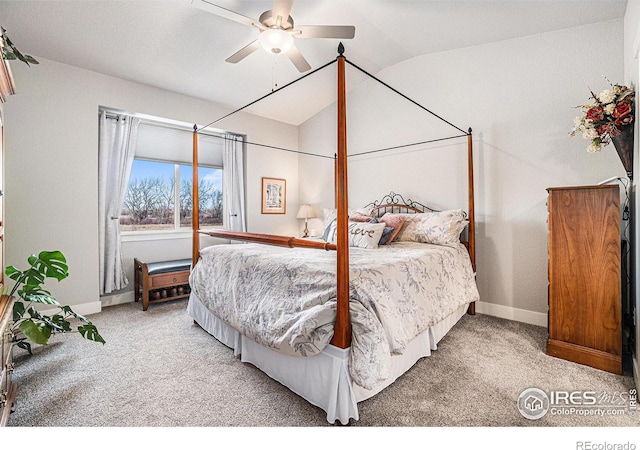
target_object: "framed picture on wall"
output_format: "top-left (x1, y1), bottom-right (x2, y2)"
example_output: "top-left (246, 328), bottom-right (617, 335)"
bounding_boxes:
top-left (261, 177), bottom-right (286, 214)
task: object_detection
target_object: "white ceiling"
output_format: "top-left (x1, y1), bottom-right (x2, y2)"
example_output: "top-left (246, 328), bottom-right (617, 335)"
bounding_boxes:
top-left (0, 0), bottom-right (628, 125)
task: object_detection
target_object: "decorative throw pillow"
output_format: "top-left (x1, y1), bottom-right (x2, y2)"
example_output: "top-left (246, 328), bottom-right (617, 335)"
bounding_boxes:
top-left (349, 212), bottom-right (374, 222)
top-left (322, 219), bottom-right (335, 242)
top-left (395, 210), bottom-right (468, 245)
top-left (369, 218), bottom-right (395, 245)
top-left (325, 220), bottom-right (386, 249)
top-left (378, 213), bottom-right (407, 243)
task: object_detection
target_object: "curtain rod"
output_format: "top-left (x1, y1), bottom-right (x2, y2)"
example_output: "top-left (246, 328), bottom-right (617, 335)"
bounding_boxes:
top-left (99, 107), bottom-right (241, 139)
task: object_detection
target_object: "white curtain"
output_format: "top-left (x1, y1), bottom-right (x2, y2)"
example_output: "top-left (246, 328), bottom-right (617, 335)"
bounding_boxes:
top-left (98, 112), bottom-right (140, 295)
top-left (222, 135), bottom-right (246, 232)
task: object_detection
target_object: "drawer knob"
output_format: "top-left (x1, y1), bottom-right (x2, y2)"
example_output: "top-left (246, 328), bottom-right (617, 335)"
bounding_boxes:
top-left (173, 277), bottom-right (177, 282)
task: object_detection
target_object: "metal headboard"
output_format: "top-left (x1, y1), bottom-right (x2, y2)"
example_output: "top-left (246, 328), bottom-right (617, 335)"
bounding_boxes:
top-left (364, 192), bottom-right (440, 218)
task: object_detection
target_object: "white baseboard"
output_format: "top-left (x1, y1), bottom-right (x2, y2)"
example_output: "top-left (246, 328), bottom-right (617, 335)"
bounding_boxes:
top-left (40, 292), bottom-right (135, 317)
top-left (100, 291), bottom-right (135, 307)
top-left (475, 301), bottom-right (548, 327)
top-left (40, 300), bottom-right (103, 318)
top-left (46, 299), bottom-right (547, 326)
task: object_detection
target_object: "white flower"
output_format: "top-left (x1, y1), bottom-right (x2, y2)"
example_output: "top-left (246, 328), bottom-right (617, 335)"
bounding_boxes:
top-left (605, 104), bottom-right (615, 115)
top-left (582, 127), bottom-right (599, 140)
top-left (587, 142), bottom-right (602, 153)
top-left (599, 89), bottom-right (616, 104)
top-left (573, 116), bottom-right (585, 126)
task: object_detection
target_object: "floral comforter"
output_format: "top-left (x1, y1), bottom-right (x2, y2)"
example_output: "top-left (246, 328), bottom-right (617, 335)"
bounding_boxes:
top-left (189, 241), bottom-right (479, 389)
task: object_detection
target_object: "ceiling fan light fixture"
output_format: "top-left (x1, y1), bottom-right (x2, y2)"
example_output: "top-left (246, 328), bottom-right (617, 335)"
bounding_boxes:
top-left (258, 28), bottom-right (294, 54)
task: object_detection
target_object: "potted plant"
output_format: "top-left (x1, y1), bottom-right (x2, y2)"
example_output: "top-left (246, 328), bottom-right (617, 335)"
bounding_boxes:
top-left (1, 27), bottom-right (38, 66)
top-left (5, 250), bottom-right (105, 354)
top-left (0, 26), bottom-right (38, 101)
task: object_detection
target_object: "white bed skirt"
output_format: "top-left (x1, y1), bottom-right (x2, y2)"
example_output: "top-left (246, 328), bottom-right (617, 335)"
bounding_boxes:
top-left (187, 293), bottom-right (469, 424)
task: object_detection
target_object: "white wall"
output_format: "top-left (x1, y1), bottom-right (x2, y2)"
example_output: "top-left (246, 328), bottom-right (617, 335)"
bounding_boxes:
top-left (3, 58), bottom-right (299, 314)
top-left (2, 17), bottom-right (631, 347)
top-left (299, 20), bottom-right (625, 326)
top-left (623, 0), bottom-right (640, 391)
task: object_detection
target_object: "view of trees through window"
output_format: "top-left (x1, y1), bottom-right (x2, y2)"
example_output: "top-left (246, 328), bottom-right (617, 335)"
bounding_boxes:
top-left (121, 159), bottom-right (223, 232)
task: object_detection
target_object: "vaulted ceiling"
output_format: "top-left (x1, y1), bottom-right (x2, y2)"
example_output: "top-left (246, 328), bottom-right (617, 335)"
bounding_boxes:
top-left (0, 0), bottom-right (628, 124)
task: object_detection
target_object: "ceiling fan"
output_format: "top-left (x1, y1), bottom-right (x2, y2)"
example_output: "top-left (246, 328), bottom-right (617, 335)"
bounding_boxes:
top-left (192, 0), bottom-right (356, 72)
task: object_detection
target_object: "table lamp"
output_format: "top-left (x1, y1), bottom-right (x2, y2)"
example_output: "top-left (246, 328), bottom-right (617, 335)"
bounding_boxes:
top-left (296, 204), bottom-right (316, 238)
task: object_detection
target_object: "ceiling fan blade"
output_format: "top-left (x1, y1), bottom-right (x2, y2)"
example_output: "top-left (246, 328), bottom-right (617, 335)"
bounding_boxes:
top-left (294, 25), bottom-right (355, 39)
top-left (225, 40), bottom-right (261, 63)
top-left (192, 0), bottom-right (257, 28)
top-left (286, 45), bottom-right (311, 73)
top-left (272, 0), bottom-right (294, 25)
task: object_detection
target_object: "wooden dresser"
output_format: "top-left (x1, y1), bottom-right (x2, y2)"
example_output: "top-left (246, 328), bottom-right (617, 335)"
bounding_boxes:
top-left (0, 294), bottom-right (16, 426)
top-left (546, 185), bottom-right (622, 374)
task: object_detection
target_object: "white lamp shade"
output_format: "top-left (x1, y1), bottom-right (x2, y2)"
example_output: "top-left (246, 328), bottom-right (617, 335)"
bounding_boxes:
top-left (258, 28), bottom-right (294, 54)
top-left (296, 204), bottom-right (316, 219)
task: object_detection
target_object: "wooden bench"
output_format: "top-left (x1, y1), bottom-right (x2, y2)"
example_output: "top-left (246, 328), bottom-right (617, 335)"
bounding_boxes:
top-left (134, 258), bottom-right (192, 311)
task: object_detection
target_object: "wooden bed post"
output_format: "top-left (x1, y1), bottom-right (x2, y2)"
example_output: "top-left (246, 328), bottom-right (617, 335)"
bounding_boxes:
top-left (331, 44), bottom-right (352, 349)
top-left (334, 153), bottom-right (337, 208)
top-left (467, 128), bottom-right (476, 315)
top-left (192, 125), bottom-right (200, 269)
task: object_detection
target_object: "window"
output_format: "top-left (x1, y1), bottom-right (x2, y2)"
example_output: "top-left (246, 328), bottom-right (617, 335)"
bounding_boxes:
top-left (113, 115), bottom-right (233, 233)
top-left (120, 160), bottom-right (223, 232)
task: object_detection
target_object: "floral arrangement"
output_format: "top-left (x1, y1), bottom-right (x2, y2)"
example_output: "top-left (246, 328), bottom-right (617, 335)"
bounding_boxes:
top-left (570, 78), bottom-right (635, 153)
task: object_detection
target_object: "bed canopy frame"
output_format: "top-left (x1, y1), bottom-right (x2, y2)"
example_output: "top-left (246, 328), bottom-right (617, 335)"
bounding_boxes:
top-left (191, 43), bottom-right (476, 351)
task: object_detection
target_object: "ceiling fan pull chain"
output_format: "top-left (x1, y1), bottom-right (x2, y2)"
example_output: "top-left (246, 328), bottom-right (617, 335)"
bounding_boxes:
top-left (272, 54), bottom-right (279, 92)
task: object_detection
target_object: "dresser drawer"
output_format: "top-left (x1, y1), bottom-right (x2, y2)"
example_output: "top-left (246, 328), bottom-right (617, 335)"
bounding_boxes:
top-left (150, 271), bottom-right (190, 288)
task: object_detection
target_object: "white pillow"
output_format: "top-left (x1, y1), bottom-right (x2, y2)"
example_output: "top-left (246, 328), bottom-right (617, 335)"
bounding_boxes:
top-left (395, 210), bottom-right (468, 245)
top-left (323, 206), bottom-right (374, 227)
top-left (325, 220), bottom-right (386, 249)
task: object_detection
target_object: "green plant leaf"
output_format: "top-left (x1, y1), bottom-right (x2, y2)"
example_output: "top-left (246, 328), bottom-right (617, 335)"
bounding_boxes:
top-left (19, 319), bottom-right (52, 346)
top-left (78, 323), bottom-right (106, 344)
top-left (39, 315), bottom-right (66, 333)
top-left (2, 50), bottom-right (16, 61)
top-left (5, 265), bottom-right (20, 278)
top-left (12, 301), bottom-right (25, 322)
top-left (14, 338), bottom-right (33, 355)
top-left (26, 306), bottom-right (42, 320)
top-left (1, 30), bottom-right (38, 66)
top-left (23, 293), bottom-right (60, 306)
top-left (61, 305), bottom-right (88, 322)
top-left (30, 251), bottom-right (69, 281)
top-left (8, 250), bottom-right (103, 351)
top-left (51, 314), bottom-right (72, 332)
top-left (14, 267), bottom-right (45, 287)
top-left (19, 284), bottom-right (50, 298)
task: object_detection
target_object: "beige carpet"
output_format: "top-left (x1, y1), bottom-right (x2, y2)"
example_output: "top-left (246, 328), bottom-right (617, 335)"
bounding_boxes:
top-left (6, 300), bottom-right (639, 429)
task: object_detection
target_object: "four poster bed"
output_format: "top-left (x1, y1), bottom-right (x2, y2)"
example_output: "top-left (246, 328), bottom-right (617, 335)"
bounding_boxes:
top-left (185, 45), bottom-right (479, 424)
